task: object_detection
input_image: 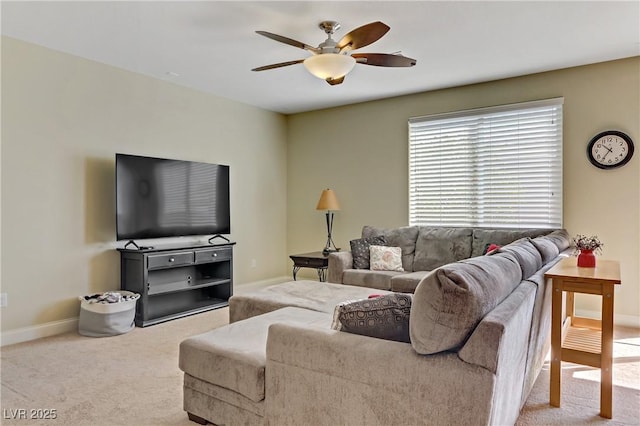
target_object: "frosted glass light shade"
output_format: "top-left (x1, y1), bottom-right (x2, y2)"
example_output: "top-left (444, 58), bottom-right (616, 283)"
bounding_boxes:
top-left (303, 54), bottom-right (356, 80)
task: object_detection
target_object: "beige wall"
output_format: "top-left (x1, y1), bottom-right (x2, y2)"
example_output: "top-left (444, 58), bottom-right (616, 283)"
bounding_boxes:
top-left (1, 37), bottom-right (288, 333)
top-left (287, 57), bottom-right (640, 325)
top-left (2, 36), bottom-right (638, 337)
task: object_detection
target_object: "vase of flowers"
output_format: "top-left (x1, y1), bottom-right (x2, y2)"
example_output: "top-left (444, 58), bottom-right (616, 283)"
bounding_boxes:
top-left (572, 234), bottom-right (603, 268)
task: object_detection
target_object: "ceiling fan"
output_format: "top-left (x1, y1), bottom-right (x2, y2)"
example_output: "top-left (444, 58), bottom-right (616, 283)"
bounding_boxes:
top-left (252, 21), bottom-right (417, 85)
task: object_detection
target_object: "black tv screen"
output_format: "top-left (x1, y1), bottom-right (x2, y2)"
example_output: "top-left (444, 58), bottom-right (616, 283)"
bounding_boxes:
top-left (116, 154), bottom-right (230, 240)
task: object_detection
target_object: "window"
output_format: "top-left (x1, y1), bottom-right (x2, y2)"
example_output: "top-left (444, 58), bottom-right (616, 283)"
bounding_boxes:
top-left (408, 98), bottom-right (563, 228)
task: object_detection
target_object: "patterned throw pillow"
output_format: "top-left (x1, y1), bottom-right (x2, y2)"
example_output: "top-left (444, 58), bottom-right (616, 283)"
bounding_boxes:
top-left (331, 293), bottom-right (412, 342)
top-left (350, 236), bottom-right (387, 269)
top-left (369, 245), bottom-right (404, 272)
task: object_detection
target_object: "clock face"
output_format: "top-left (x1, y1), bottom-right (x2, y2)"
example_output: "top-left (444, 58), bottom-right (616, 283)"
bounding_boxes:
top-left (587, 131), bottom-right (634, 169)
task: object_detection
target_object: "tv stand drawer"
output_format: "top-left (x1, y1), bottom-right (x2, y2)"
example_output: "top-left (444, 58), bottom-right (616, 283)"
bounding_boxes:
top-left (195, 247), bottom-right (232, 263)
top-left (148, 252), bottom-right (194, 270)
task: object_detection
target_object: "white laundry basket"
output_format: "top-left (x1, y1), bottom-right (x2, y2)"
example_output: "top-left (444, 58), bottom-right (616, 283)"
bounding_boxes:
top-left (78, 291), bottom-right (140, 337)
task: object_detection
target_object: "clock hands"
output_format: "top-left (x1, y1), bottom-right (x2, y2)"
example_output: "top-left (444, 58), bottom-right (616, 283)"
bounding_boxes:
top-left (599, 142), bottom-right (613, 160)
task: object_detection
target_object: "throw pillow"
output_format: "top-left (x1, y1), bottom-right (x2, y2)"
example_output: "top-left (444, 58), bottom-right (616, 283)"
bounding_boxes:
top-left (483, 243), bottom-right (501, 255)
top-left (410, 252), bottom-right (523, 354)
top-left (331, 293), bottom-right (412, 342)
top-left (349, 236), bottom-right (387, 269)
top-left (369, 245), bottom-right (404, 272)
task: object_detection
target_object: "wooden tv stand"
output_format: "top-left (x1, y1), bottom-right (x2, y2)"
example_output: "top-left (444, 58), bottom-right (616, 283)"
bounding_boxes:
top-left (118, 242), bottom-right (235, 327)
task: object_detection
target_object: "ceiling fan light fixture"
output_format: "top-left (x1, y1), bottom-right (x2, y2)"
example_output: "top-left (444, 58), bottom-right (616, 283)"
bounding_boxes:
top-left (303, 53), bottom-right (356, 80)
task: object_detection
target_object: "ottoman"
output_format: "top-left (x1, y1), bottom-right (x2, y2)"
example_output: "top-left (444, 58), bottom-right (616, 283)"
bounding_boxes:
top-left (229, 280), bottom-right (392, 323)
top-left (179, 307), bottom-right (332, 425)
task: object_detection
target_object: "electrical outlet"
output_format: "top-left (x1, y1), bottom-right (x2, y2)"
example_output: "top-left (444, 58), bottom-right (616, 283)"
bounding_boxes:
top-left (0, 293), bottom-right (7, 307)
top-left (251, 259), bottom-right (257, 268)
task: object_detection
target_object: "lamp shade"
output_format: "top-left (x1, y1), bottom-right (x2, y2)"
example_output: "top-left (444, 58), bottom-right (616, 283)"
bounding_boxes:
top-left (316, 189), bottom-right (341, 211)
top-left (303, 54), bottom-right (356, 80)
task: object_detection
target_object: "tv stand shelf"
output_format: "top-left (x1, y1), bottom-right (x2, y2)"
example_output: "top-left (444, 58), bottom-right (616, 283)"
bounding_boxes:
top-left (118, 243), bottom-right (235, 327)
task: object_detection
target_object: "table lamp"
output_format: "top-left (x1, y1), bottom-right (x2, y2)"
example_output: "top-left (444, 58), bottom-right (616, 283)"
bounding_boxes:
top-left (316, 189), bottom-right (341, 255)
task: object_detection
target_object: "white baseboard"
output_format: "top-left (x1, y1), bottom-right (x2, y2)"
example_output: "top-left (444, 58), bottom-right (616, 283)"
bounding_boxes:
top-left (575, 309), bottom-right (640, 328)
top-left (1, 276), bottom-right (292, 347)
top-left (1, 317), bottom-right (79, 347)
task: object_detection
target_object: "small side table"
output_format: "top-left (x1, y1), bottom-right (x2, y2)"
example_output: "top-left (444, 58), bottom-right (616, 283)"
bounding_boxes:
top-left (289, 251), bottom-right (329, 282)
top-left (544, 257), bottom-right (621, 419)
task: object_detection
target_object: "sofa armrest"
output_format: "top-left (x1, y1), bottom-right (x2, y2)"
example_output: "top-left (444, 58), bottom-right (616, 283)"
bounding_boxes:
top-left (265, 324), bottom-right (494, 425)
top-left (327, 251), bottom-right (353, 284)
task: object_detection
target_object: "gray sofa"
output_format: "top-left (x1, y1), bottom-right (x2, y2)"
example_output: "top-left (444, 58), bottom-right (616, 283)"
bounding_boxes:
top-left (328, 225), bottom-right (560, 292)
top-left (178, 227), bottom-right (571, 426)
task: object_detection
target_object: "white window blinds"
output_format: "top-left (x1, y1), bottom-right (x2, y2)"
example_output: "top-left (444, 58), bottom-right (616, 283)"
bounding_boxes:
top-left (408, 98), bottom-right (563, 228)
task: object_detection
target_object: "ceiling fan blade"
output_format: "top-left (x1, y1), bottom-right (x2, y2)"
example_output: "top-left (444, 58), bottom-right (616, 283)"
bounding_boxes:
top-left (256, 31), bottom-right (319, 53)
top-left (326, 76), bottom-right (345, 86)
top-left (337, 21), bottom-right (390, 51)
top-left (252, 59), bottom-right (304, 72)
top-left (352, 53), bottom-right (417, 67)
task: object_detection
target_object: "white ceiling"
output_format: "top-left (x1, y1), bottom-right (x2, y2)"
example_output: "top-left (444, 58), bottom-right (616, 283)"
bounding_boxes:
top-left (2, 1), bottom-right (639, 114)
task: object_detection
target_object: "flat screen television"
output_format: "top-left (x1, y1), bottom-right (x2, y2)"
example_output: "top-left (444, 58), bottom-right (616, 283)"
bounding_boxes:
top-left (116, 153), bottom-right (230, 241)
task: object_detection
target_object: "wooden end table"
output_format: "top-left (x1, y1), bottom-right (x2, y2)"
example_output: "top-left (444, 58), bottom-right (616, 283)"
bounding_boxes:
top-left (289, 251), bottom-right (329, 282)
top-left (544, 257), bottom-right (621, 418)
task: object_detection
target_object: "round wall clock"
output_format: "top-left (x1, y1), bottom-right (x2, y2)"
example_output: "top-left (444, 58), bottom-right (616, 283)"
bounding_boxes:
top-left (587, 130), bottom-right (634, 169)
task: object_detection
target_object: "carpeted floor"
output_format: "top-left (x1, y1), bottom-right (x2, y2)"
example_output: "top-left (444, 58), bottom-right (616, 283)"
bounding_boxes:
top-left (516, 325), bottom-right (640, 426)
top-left (1, 308), bottom-right (638, 425)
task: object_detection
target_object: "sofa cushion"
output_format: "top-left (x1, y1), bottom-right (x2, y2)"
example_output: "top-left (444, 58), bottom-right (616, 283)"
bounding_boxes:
top-left (342, 269), bottom-right (402, 290)
top-left (412, 227), bottom-right (473, 271)
top-left (543, 229), bottom-right (571, 251)
top-left (530, 236), bottom-right (560, 264)
top-left (362, 225), bottom-right (419, 272)
top-left (496, 238), bottom-right (542, 279)
top-left (228, 280), bottom-right (392, 323)
top-left (179, 307), bottom-right (331, 402)
top-left (470, 228), bottom-right (551, 258)
top-left (331, 293), bottom-right (412, 342)
top-left (410, 252), bottom-right (523, 354)
top-left (370, 245), bottom-right (404, 271)
top-left (390, 271), bottom-right (430, 293)
top-left (350, 235), bottom-right (387, 269)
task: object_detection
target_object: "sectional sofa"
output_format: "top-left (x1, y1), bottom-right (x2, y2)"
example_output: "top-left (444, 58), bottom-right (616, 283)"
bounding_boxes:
top-left (328, 225), bottom-right (562, 292)
top-left (178, 226), bottom-right (571, 426)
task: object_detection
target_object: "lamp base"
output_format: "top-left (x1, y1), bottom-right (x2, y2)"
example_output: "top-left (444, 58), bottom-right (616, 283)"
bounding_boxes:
top-left (321, 211), bottom-right (340, 256)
